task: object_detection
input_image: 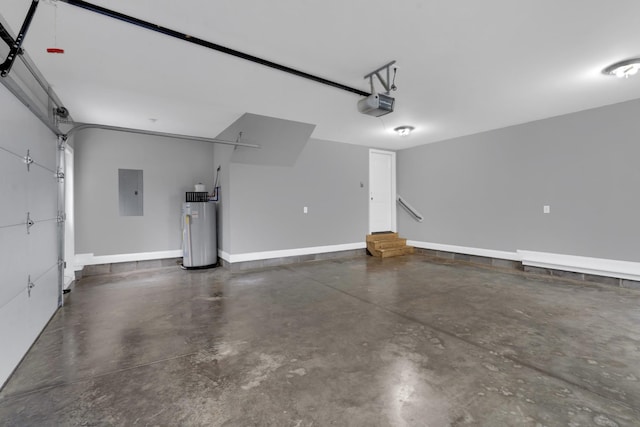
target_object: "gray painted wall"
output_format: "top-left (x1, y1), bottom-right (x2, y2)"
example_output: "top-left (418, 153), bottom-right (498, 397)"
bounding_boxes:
top-left (74, 129), bottom-right (215, 256)
top-left (212, 143), bottom-right (233, 254)
top-left (229, 113), bottom-right (315, 167)
top-left (213, 112), bottom-right (316, 254)
top-left (397, 98), bottom-right (640, 262)
top-left (228, 138), bottom-right (369, 254)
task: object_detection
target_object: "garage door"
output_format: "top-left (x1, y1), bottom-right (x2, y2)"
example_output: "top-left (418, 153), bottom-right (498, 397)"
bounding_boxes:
top-left (0, 83), bottom-right (61, 388)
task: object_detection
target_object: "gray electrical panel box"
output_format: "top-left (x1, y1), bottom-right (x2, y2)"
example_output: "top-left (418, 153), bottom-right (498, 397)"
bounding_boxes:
top-left (118, 169), bottom-right (143, 216)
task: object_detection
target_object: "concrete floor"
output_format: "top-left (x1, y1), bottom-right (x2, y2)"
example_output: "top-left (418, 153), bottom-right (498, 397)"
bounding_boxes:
top-left (1, 255), bottom-right (639, 426)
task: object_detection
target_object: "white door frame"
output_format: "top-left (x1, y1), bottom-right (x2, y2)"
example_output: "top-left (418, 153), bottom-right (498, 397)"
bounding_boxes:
top-left (369, 149), bottom-right (397, 234)
top-left (63, 144), bottom-right (75, 288)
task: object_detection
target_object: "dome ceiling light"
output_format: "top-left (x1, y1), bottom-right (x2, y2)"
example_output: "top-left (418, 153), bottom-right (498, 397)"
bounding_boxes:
top-left (603, 58), bottom-right (640, 78)
top-left (394, 126), bottom-right (414, 136)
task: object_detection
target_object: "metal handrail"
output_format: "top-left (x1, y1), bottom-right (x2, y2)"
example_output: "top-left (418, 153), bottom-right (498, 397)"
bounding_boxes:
top-left (397, 196), bottom-right (424, 222)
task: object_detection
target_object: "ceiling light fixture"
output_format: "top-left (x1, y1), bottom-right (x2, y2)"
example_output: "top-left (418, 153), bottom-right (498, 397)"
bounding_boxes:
top-left (394, 126), bottom-right (414, 136)
top-left (603, 58), bottom-right (640, 78)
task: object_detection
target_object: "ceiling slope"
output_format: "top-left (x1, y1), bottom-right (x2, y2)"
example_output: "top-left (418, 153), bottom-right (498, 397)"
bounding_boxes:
top-left (223, 113), bottom-right (316, 167)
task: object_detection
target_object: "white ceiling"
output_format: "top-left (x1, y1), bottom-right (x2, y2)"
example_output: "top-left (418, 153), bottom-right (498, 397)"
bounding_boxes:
top-left (2, 0), bottom-right (640, 149)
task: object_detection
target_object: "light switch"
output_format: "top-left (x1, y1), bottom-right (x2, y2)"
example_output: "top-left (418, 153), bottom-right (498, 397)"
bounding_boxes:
top-left (543, 205), bottom-right (550, 214)
top-left (303, 206), bottom-right (308, 214)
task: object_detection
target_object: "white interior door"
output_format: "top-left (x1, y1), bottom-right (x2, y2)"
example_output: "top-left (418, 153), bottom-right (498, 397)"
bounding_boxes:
top-left (64, 145), bottom-right (75, 288)
top-left (369, 149), bottom-right (396, 233)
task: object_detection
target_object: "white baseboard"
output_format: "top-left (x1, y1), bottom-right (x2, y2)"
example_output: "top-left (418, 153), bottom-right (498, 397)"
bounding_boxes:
top-left (518, 250), bottom-right (640, 282)
top-left (218, 249), bottom-right (230, 262)
top-left (75, 250), bottom-right (182, 268)
top-left (74, 243), bottom-right (640, 282)
top-left (407, 240), bottom-right (520, 261)
top-left (75, 243), bottom-right (364, 269)
top-left (63, 275), bottom-right (74, 287)
top-left (223, 242), bottom-right (366, 263)
top-left (407, 240), bottom-right (640, 281)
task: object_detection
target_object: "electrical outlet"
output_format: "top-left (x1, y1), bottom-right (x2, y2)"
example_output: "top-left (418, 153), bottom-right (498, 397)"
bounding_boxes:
top-left (303, 206), bottom-right (308, 214)
top-left (543, 205), bottom-right (550, 214)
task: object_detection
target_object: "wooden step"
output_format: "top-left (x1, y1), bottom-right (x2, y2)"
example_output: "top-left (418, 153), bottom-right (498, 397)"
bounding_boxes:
top-left (369, 238), bottom-right (407, 250)
top-left (366, 232), bottom-right (398, 242)
top-left (369, 246), bottom-right (415, 258)
top-left (366, 233), bottom-right (414, 258)
top-left (382, 246), bottom-right (414, 258)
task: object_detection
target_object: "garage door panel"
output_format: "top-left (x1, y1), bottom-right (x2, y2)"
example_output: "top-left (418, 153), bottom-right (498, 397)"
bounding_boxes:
top-left (0, 227), bottom-right (29, 309)
top-left (28, 266), bottom-right (59, 338)
top-left (0, 86), bottom-right (56, 157)
top-left (0, 151), bottom-right (27, 226)
top-left (1, 80), bottom-right (60, 389)
top-left (0, 290), bottom-right (30, 388)
top-left (27, 166), bottom-right (58, 220)
top-left (28, 221), bottom-right (58, 275)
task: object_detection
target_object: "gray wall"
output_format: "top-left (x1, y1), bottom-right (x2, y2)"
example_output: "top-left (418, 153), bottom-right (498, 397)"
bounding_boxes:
top-left (397, 98), bottom-right (640, 262)
top-left (212, 112), bottom-right (317, 255)
top-left (74, 129), bottom-right (215, 256)
top-left (228, 138), bottom-right (369, 254)
top-left (212, 143), bottom-right (233, 254)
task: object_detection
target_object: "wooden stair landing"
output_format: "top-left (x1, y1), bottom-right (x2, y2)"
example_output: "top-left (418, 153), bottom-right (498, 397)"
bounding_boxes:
top-left (366, 232), bottom-right (415, 258)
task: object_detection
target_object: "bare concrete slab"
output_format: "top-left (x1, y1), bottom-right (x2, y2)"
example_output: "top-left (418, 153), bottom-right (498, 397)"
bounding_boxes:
top-left (1, 255), bottom-right (639, 426)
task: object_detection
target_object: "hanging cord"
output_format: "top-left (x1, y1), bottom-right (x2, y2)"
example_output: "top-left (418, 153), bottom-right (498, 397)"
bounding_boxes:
top-left (0, 221), bottom-right (27, 230)
top-left (30, 159), bottom-right (56, 174)
top-left (54, 1), bottom-right (58, 47)
top-left (0, 145), bottom-right (57, 174)
top-left (45, 0), bottom-right (65, 54)
top-left (0, 145), bottom-right (26, 162)
top-left (0, 216), bottom-right (58, 231)
top-left (378, 116), bottom-right (388, 133)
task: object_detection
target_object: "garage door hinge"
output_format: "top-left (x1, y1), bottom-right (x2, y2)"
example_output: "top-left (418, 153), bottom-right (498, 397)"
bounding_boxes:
top-left (24, 149), bottom-right (33, 171)
top-left (26, 212), bottom-right (34, 234)
top-left (55, 168), bottom-right (65, 182)
top-left (27, 275), bottom-right (35, 297)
